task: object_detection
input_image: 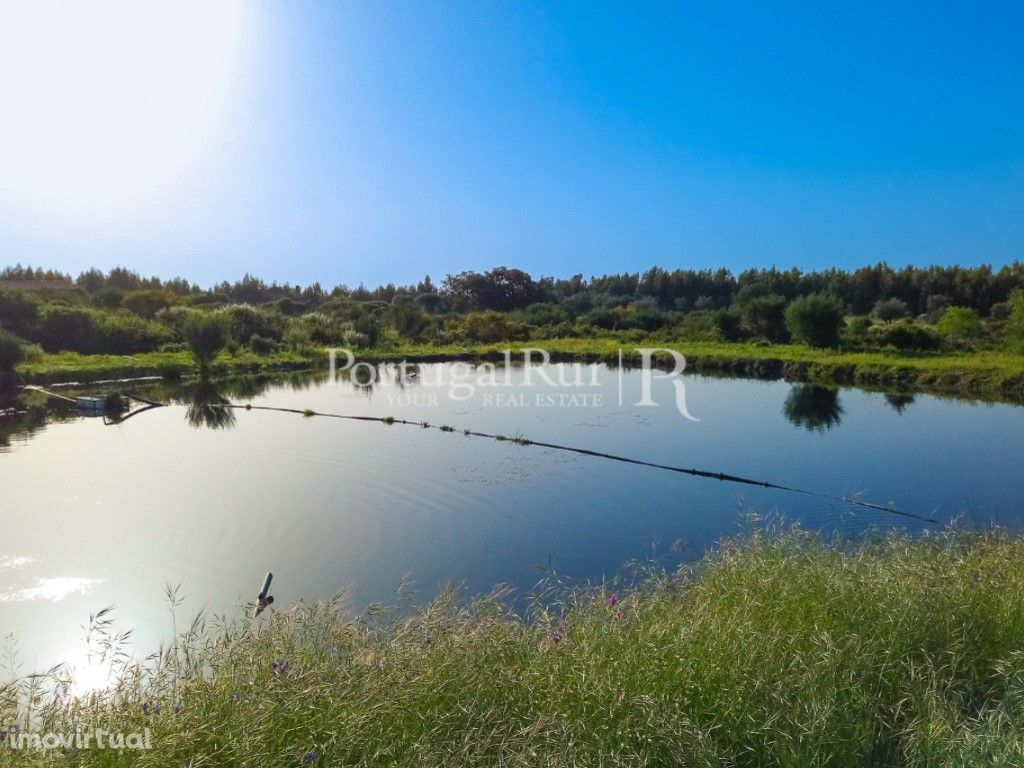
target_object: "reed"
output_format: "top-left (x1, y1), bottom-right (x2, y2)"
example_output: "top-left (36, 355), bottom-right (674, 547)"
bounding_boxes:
top-left (4, 529), bottom-right (1024, 766)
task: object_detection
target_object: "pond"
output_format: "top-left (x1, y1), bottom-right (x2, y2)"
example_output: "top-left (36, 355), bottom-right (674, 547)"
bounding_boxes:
top-left (2, 360), bottom-right (1023, 689)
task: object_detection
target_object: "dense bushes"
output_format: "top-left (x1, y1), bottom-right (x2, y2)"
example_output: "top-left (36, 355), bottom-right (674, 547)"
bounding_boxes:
top-left (34, 305), bottom-right (172, 354)
top-left (3, 263), bottom-right (1024, 361)
top-left (0, 328), bottom-right (38, 372)
top-left (0, 287), bottom-right (39, 336)
top-left (453, 311), bottom-right (529, 343)
top-left (785, 294), bottom-right (845, 347)
top-left (1008, 289), bottom-right (1024, 348)
top-left (936, 306), bottom-right (982, 341)
top-left (871, 320), bottom-right (940, 351)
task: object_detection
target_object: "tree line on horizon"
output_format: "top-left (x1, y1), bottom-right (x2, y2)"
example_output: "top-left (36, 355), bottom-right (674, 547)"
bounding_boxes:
top-left (2, 261), bottom-right (1024, 370)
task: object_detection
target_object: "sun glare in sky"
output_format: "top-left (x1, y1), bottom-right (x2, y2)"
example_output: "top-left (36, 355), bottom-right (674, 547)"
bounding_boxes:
top-left (0, 0), bottom-right (247, 223)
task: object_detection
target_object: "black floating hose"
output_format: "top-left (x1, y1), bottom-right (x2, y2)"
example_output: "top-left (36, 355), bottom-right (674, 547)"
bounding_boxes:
top-left (226, 403), bottom-right (939, 524)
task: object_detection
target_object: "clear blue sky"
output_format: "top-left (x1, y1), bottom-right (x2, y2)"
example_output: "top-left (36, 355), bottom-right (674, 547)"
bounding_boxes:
top-left (0, 1), bottom-right (1021, 288)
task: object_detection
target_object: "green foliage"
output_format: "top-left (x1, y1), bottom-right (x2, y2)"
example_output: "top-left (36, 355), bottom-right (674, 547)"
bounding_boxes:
top-left (0, 328), bottom-right (33, 371)
top-left (34, 304), bottom-right (172, 354)
top-left (182, 312), bottom-right (229, 377)
top-left (217, 303), bottom-right (285, 344)
top-left (443, 267), bottom-right (540, 311)
top-left (249, 334), bottom-right (281, 354)
top-left (582, 306), bottom-right (618, 330)
top-left (0, 288), bottom-right (39, 336)
top-left (872, 320), bottom-right (940, 351)
top-left (388, 297), bottom-right (430, 340)
top-left (519, 301), bottom-right (571, 327)
top-left (36, 304), bottom-right (95, 352)
top-left (414, 292), bottom-right (446, 313)
top-left (785, 293), bottom-right (845, 347)
top-left (3, 262), bottom-right (1024, 359)
top-left (121, 289), bottom-right (177, 318)
top-left (872, 297), bottom-right (911, 321)
top-left (1007, 289), bottom-right (1024, 347)
top-left (936, 306), bottom-right (982, 340)
top-left (10, 530), bottom-right (1024, 766)
top-left (713, 307), bottom-right (745, 341)
top-left (843, 315), bottom-right (872, 346)
top-left (96, 311), bottom-right (174, 354)
top-left (454, 311), bottom-right (529, 343)
top-left (739, 293), bottom-right (788, 341)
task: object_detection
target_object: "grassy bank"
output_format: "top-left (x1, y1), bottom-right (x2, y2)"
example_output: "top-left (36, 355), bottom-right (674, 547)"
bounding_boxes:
top-left (5, 530), bottom-right (1024, 766)
top-left (13, 348), bottom-right (325, 384)
top-left (14, 338), bottom-right (1024, 401)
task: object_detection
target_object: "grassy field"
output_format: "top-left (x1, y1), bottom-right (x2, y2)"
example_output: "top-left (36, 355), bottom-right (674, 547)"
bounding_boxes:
top-left (14, 338), bottom-right (1024, 401)
top-left (5, 529), bottom-right (1024, 766)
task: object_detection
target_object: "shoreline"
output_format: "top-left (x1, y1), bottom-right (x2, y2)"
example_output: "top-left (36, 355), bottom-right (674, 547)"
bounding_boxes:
top-left (13, 339), bottom-right (1024, 403)
top-left (8, 529), bottom-right (1024, 765)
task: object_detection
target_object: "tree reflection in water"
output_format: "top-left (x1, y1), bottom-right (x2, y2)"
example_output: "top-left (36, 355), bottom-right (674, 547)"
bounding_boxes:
top-left (783, 384), bottom-right (844, 432)
top-left (185, 381), bottom-right (236, 430)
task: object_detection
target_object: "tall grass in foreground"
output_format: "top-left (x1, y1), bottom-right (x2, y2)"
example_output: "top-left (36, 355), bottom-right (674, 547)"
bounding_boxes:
top-left (5, 529), bottom-right (1024, 766)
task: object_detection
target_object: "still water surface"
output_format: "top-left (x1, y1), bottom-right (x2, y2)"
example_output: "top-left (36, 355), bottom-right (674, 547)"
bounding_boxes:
top-left (2, 363), bottom-right (1023, 687)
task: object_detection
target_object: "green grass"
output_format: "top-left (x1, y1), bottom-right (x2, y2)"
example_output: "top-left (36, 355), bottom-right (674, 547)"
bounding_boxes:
top-left (14, 348), bottom-right (324, 383)
top-left (14, 338), bottom-right (1024, 401)
top-left (368, 338), bottom-right (1024, 400)
top-left (6, 529), bottom-right (1024, 766)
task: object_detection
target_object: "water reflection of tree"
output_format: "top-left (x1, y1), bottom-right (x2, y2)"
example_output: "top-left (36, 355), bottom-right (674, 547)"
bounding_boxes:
top-left (883, 392), bottom-right (915, 414)
top-left (185, 382), bottom-right (237, 430)
top-left (0, 387), bottom-right (74, 448)
top-left (783, 384), bottom-right (844, 432)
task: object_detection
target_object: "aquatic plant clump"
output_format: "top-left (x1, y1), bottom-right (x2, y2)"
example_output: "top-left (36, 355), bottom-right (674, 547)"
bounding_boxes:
top-left (5, 529), bottom-right (1024, 766)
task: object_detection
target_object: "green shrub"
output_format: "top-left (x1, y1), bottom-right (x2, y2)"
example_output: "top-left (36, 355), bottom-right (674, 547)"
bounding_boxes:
top-left (121, 288), bottom-right (178, 318)
top-left (0, 288), bottom-right (39, 336)
top-left (249, 334), bottom-right (281, 354)
top-left (671, 311), bottom-right (723, 342)
top-left (182, 312), bottom-right (230, 377)
top-left (94, 311), bottom-right (173, 353)
top-left (582, 307), bottom-right (617, 330)
top-left (713, 308), bottom-right (745, 341)
top-left (0, 328), bottom-right (31, 371)
top-left (871, 298), bottom-right (911, 321)
top-left (519, 302), bottom-right (571, 327)
top-left (785, 294), bottom-right (845, 347)
top-left (990, 301), bottom-right (1011, 322)
top-left (35, 304), bottom-right (96, 352)
top-left (217, 303), bottom-right (284, 344)
top-left (1007, 289), bottom-right (1024, 347)
top-left (388, 297), bottom-right (430, 340)
top-left (740, 293), bottom-right (788, 341)
top-left (936, 306), bottom-right (982, 340)
top-left (454, 311), bottom-right (529, 343)
top-left (871, 320), bottom-right (940, 351)
top-left (33, 304), bottom-right (171, 354)
top-left (843, 315), bottom-right (872, 346)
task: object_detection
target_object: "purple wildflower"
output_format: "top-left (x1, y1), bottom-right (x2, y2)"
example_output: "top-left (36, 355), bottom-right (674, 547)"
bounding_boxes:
top-left (143, 702), bottom-right (161, 714)
top-left (606, 594), bottom-right (619, 607)
top-left (271, 660), bottom-right (290, 675)
top-left (304, 752), bottom-right (317, 763)
top-left (552, 626), bottom-right (565, 643)
top-left (174, 704), bottom-right (183, 714)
